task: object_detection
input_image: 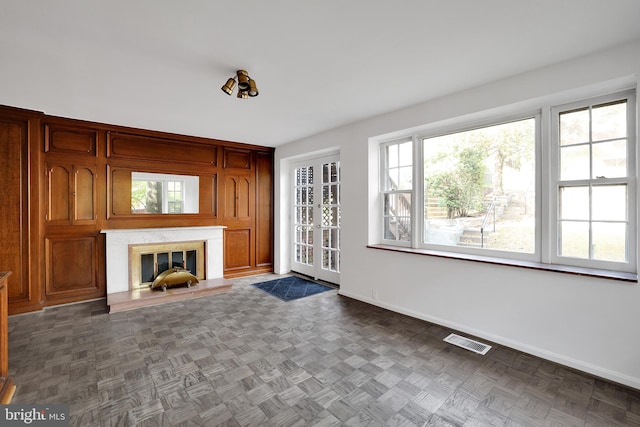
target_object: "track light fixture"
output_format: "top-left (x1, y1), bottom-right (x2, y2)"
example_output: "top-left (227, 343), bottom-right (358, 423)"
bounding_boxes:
top-left (221, 70), bottom-right (259, 98)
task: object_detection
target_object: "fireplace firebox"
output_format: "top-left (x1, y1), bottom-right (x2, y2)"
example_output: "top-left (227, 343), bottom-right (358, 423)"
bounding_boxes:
top-left (129, 240), bottom-right (205, 289)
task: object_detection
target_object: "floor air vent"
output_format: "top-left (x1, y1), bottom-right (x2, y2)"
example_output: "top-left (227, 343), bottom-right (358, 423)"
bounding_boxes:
top-left (443, 333), bottom-right (491, 355)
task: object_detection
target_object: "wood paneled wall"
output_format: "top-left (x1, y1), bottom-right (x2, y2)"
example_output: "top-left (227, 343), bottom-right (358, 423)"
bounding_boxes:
top-left (0, 105), bottom-right (274, 314)
top-left (0, 107), bottom-right (42, 314)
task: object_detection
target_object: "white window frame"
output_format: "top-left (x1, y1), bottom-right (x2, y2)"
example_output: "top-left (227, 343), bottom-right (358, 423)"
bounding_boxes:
top-left (549, 90), bottom-right (636, 273)
top-left (380, 138), bottom-right (414, 247)
top-left (377, 89), bottom-right (637, 275)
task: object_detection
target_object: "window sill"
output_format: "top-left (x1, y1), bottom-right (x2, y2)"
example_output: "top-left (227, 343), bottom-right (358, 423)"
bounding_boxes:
top-left (367, 244), bottom-right (638, 283)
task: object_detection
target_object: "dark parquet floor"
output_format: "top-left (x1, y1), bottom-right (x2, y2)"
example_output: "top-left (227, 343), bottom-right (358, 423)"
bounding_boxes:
top-left (8, 274), bottom-right (640, 426)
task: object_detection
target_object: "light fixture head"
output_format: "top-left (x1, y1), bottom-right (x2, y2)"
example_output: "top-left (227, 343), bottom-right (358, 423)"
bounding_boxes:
top-left (248, 79), bottom-right (259, 97)
top-left (221, 78), bottom-right (236, 95)
top-left (236, 70), bottom-right (250, 91)
top-left (237, 90), bottom-right (248, 99)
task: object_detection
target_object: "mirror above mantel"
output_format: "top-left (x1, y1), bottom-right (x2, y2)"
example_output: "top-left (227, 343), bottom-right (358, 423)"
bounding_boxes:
top-left (110, 169), bottom-right (202, 215)
top-left (131, 172), bottom-right (199, 214)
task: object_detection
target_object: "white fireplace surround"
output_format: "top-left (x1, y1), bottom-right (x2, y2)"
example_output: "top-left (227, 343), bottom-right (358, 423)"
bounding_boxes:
top-left (102, 226), bottom-right (225, 294)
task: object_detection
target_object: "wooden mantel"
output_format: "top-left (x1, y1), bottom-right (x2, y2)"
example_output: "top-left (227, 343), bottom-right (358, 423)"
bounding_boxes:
top-left (0, 271), bottom-right (15, 403)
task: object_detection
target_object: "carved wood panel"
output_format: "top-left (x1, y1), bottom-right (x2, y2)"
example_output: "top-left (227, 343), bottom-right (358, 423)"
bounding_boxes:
top-left (110, 168), bottom-right (132, 216)
top-left (74, 166), bottom-right (96, 222)
top-left (44, 124), bottom-right (97, 156)
top-left (0, 120), bottom-right (32, 308)
top-left (256, 152), bottom-right (274, 267)
top-left (223, 147), bottom-right (252, 169)
top-left (45, 236), bottom-right (98, 296)
top-left (224, 176), bottom-right (238, 218)
top-left (108, 132), bottom-right (217, 167)
top-left (46, 164), bottom-right (71, 223)
top-left (45, 162), bottom-right (97, 225)
top-left (237, 177), bottom-right (251, 218)
top-left (223, 175), bottom-right (252, 219)
top-left (224, 228), bottom-right (252, 272)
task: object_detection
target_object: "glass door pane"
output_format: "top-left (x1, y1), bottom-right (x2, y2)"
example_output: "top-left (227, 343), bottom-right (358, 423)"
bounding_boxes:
top-left (320, 161), bottom-right (340, 277)
top-left (293, 166), bottom-right (314, 273)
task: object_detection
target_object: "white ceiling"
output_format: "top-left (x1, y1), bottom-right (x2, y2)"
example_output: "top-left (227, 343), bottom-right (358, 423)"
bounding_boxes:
top-left (2, 1), bottom-right (640, 147)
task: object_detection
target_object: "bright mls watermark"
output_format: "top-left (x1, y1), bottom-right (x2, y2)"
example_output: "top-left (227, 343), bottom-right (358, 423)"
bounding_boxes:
top-left (1, 404), bottom-right (69, 426)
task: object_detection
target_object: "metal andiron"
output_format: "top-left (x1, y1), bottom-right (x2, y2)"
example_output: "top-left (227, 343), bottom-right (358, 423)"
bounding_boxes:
top-left (150, 267), bottom-right (199, 292)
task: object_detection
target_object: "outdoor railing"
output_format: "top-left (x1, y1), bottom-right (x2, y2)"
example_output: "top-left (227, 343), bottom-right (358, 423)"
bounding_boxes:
top-left (387, 178), bottom-right (411, 241)
top-left (480, 197), bottom-right (497, 248)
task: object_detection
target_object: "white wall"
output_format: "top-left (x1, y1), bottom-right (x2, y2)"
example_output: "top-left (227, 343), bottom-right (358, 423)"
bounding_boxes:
top-left (275, 38), bottom-right (640, 390)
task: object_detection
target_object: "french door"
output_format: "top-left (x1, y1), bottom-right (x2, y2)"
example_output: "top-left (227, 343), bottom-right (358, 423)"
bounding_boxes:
top-left (291, 155), bottom-right (341, 284)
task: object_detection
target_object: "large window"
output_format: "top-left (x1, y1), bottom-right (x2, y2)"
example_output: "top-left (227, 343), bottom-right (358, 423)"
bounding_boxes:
top-left (424, 118), bottom-right (536, 256)
top-left (379, 90), bottom-right (636, 274)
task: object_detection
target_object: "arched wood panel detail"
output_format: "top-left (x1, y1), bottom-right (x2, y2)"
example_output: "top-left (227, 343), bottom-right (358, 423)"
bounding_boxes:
top-left (74, 166), bottom-right (96, 223)
top-left (46, 164), bottom-right (71, 223)
top-left (224, 176), bottom-right (238, 218)
top-left (237, 177), bottom-right (251, 218)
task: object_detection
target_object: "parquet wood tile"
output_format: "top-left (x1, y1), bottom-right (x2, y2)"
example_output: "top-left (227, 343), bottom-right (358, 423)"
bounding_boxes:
top-left (8, 273), bottom-right (640, 426)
